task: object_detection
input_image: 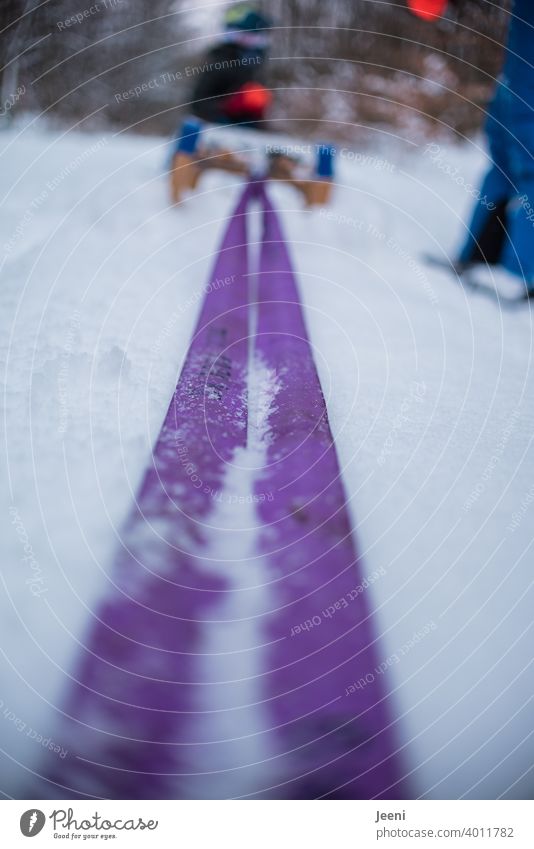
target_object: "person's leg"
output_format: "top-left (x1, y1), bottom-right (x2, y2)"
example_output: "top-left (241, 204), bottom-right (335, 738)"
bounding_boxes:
top-left (457, 168), bottom-right (511, 266)
top-left (500, 115), bottom-right (534, 289)
top-left (457, 92), bottom-right (513, 267)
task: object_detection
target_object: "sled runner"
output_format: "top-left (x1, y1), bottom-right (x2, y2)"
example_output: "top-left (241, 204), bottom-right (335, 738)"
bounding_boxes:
top-left (169, 118), bottom-right (335, 207)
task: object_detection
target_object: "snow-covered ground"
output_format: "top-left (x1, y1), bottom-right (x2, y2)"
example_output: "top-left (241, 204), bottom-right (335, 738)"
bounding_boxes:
top-left (1, 120), bottom-right (533, 800)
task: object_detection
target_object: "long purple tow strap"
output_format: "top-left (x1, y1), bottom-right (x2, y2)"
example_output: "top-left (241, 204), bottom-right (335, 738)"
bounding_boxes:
top-left (35, 180), bottom-right (406, 799)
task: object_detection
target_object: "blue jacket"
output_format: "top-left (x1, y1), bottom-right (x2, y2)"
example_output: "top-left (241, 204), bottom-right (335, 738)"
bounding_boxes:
top-left (500, 0), bottom-right (534, 105)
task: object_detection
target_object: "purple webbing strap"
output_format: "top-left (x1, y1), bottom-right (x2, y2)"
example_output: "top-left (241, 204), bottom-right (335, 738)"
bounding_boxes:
top-left (33, 180), bottom-right (406, 800)
top-left (36, 183), bottom-right (255, 799)
top-left (253, 183), bottom-right (407, 798)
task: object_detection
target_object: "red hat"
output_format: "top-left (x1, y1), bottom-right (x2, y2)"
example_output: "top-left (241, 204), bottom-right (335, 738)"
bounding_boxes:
top-left (407, 0), bottom-right (447, 20)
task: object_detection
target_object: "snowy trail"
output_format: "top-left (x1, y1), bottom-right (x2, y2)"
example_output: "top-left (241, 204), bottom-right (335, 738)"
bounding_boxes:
top-left (22, 180), bottom-right (403, 800)
top-left (22, 179), bottom-right (254, 800)
top-left (1, 124), bottom-right (533, 800)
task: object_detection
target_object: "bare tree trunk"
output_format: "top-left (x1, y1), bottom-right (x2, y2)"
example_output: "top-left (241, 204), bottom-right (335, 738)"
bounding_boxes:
top-left (0, 0), bottom-right (43, 123)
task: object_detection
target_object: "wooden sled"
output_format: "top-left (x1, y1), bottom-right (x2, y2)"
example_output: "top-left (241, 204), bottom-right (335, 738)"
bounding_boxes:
top-left (169, 120), bottom-right (335, 207)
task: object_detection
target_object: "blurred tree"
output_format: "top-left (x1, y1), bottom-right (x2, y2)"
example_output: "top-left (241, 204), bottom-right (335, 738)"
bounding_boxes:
top-left (0, 0), bottom-right (40, 117)
top-left (263, 0), bottom-right (510, 140)
top-left (1, 0), bottom-right (196, 132)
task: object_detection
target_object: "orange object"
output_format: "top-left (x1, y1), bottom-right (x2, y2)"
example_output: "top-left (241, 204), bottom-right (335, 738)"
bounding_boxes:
top-left (223, 82), bottom-right (272, 119)
top-left (407, 0), bottom-right (447, 20)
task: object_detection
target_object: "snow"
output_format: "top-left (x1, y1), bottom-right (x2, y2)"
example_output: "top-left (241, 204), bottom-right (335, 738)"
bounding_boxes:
top-left (1, 121), bottom-right (532, 800)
